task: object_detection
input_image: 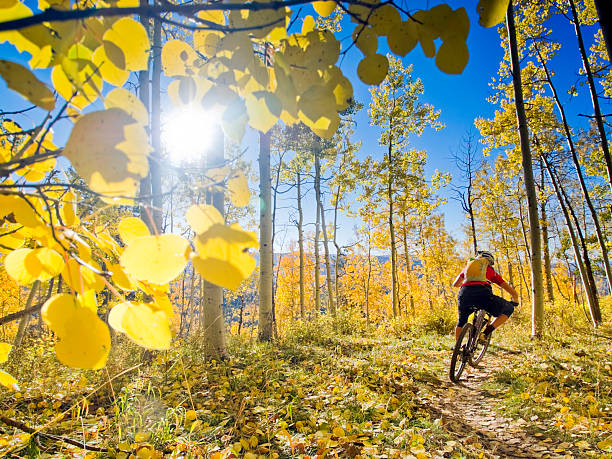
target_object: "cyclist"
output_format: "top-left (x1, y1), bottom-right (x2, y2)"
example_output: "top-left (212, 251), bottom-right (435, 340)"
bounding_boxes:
top-left (452, 250), bottom-right (518, 343)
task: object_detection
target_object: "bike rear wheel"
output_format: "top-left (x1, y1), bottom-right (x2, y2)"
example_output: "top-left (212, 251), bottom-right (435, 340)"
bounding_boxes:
top-left (470, 310), bottom-right (491, 367)
top-left (449, 323), bottom-right (474, 383)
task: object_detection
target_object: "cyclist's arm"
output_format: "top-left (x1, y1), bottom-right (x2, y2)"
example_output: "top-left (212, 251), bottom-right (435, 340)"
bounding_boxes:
top-left (452, 272), bottom-right (464, 288)
top-left (500, 281), bottom-right (519, 303)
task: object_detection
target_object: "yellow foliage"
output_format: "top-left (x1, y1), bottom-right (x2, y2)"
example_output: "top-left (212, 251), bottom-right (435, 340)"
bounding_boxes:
top-left (42, 293), bottom-right (110, 369)
top-left (192, 223), bottom-right (258, 290)
top-left (120, 234), bottom-right (190, 285)
top-left (4, 247), bottom-right (64, 285)
top-left (63, 108), bottom-right (151, 203)
top-left (0, 59), bottom-right (55, 110)
top-left (109, 302), bottom-right (171, 350)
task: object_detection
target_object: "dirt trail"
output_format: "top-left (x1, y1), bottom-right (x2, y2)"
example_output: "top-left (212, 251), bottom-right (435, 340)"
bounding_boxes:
top-left (423, 348), bottom-right (574, 459)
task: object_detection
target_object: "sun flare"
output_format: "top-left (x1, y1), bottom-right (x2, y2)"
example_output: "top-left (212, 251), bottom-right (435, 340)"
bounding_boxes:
top-left (162, 106), bottom-right (220, 163)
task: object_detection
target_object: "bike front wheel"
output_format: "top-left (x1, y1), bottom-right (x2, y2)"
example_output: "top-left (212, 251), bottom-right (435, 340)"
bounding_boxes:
top-left (449, 323), bottom-right (474, 383)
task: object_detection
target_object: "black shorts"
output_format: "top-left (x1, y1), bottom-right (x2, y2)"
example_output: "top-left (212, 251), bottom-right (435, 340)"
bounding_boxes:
top-left (457, 284), bottom-right (515, 327)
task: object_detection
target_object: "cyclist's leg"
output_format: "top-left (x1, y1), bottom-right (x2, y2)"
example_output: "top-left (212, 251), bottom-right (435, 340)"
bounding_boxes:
top-left (483, 293), bottom-right (516, 335)
top-left (456, 287), bottom-right (479, 341)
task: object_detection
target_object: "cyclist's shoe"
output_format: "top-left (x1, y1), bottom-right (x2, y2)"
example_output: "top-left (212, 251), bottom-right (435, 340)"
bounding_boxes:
top-left (478, 332), bottom-right (490, 345)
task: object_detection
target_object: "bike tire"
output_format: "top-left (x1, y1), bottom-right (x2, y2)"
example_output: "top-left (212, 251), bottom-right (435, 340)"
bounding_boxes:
top-left (470, 310), bottom-right (491, 367)
top-left (449, 323), bottom-right (474, 383)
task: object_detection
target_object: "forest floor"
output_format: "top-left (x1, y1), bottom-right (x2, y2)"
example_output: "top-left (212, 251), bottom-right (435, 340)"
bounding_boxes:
top-left (0, 316), bottom-right (610, 458)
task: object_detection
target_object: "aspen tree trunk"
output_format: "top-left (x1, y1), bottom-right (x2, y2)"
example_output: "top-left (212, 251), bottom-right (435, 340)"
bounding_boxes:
top-left (539, 163), bottom-right (554, 302)
top-left (518, 195), bottom-right (531, 260)
top-left (553, 168), bottom-right (601, 325)
top-left (137, 1), bottom-right (154, 230)
top-left (333, 186), bottom-right (341, 310)
top-left (314, 146), bottom-right (336, 316)
top-left (314, 159), bottom-right (321, 314)
top-left (543, 155), bottom-right (601, 326)
top-left (150, 13), bottom-right (162, 233)
top-left (271, 154), bottom-right (283, 339)
top-left (387, 143), bottom-right (399, 317)
top-left (258, 131), bottom-right (274, 341)
top-left (297, 171), bottom-right (305, 318)
top-left (12, 281), bottom-right (40, 351)
top-left (366, 229), bottom-right (372, 326)
top-left (570, 0), bottom-right (612, 196)
top-left (201, 128), bottom-right (228, 357)
top-left (506, 2), bottom-right (545, 337)
top-left (535, 45), bottom-right (612, 296)
top-left (401, 213), bottom-right (415, 317)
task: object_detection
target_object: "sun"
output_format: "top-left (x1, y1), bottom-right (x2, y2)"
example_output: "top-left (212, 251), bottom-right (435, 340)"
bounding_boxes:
top-left (161, 106), bottom-right (220, 163)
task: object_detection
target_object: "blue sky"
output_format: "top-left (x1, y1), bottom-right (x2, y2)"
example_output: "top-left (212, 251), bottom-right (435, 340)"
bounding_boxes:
top-left (0, 1), bottom-right (607, 251)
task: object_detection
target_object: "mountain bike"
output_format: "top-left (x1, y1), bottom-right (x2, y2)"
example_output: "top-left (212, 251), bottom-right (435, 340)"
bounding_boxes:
top-left (449, 308), bottom-right (492, 383)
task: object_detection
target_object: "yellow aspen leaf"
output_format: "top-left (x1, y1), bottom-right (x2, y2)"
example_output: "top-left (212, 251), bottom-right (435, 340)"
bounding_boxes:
top-left (313, 1), bottom-right (336, 17)
top-left (120, 234), bottom-right (190, 285)
top-left (102, 40), bottom-right (126, 70)
top-left (198, 9), bottom-right (225, 25)
top-left (245, 91), bottom-right (281, 133)
top-left (0, 228), bottom-right (25, 254)
top-left (42, 293), bottom-right (79, 337)
top-left (151, 291), bottom-right (174, 318)
top-left (5, 247), bottom-right (64, 284)
top-left (59, 191), bottom-right (78, 227)
top-left (162, 39), bottom-right (198, 77)
top-left (332, 426), bottom-right (345, 437)
top-left (435, 36), bottom-right (469, 74)
top-left (387, 20), bottom-right (418, 57)
top-left (192, 223), bottom-right (258, 290)
top-left (77, 289), bottom-right (97, 312)
top-left (266, 8), bottom-right (290, 42)
top-left (357, 53), bottom-right (388, 85)
top-left (55, 306), bottom-right (110, 369)
top-left (427, 4), bottom-right (454, 36)
top-left (108, 263), bottom-right (138, 291)
top-left (369, 4), bottom-right (401, 36)
top-left (103, 18), bottom-right (149, 71)
top-left (352, 26), bottom-right (378, 56)
top-left (303, 30), bottom-right (340, 68)
top-left (302, 15), bottom-right (315, 34)
top-left (227, 170), bottom-right (250, 207)
top-left (0, 3), bottom-right (34, 49)
top-left (0, 343), bottom-right (11, 364)
top-left (108, 301), bottom-right (129, 333)
top-left (62, 258), bottom-right (105, 294)
top-left (445, 7), bottom-right (469, 40)
top-left (0, 370), bottom-right (19, 390)
top-left (311, 111), bottom-right (340, 139)
top-left (63, 108), bottom-right (151, 203)
top-left (0, 0), bottom-right (17, 8)
top-left (118, 216), bottom-right (150, 246)
top-left (51, 60), bottom-right (101, 110)
top-left (92, 45), bottom-right (129, 87)
top-left (332, 75), bottom-right (353, 111)
top-left (477, 0), bottom-right (510, 28)
top-left (0, 59), bottom-right (54, 111)
top-left (222, 97), bottom-right (248, 142)
top-left (120, 302), bottom-right (171, 350)
top-left (297, 84), bottom-right (336, 129)
top-left (2, 195), bottom-right (43, 228)
top-left (42, 293), bottom-right (110, 369)
top-left (104, 88), bottom-right (148, 125)
top-left (194, 30), bottom-right (221, 58)
top-left (186, 204), bottom-right (224, 235)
